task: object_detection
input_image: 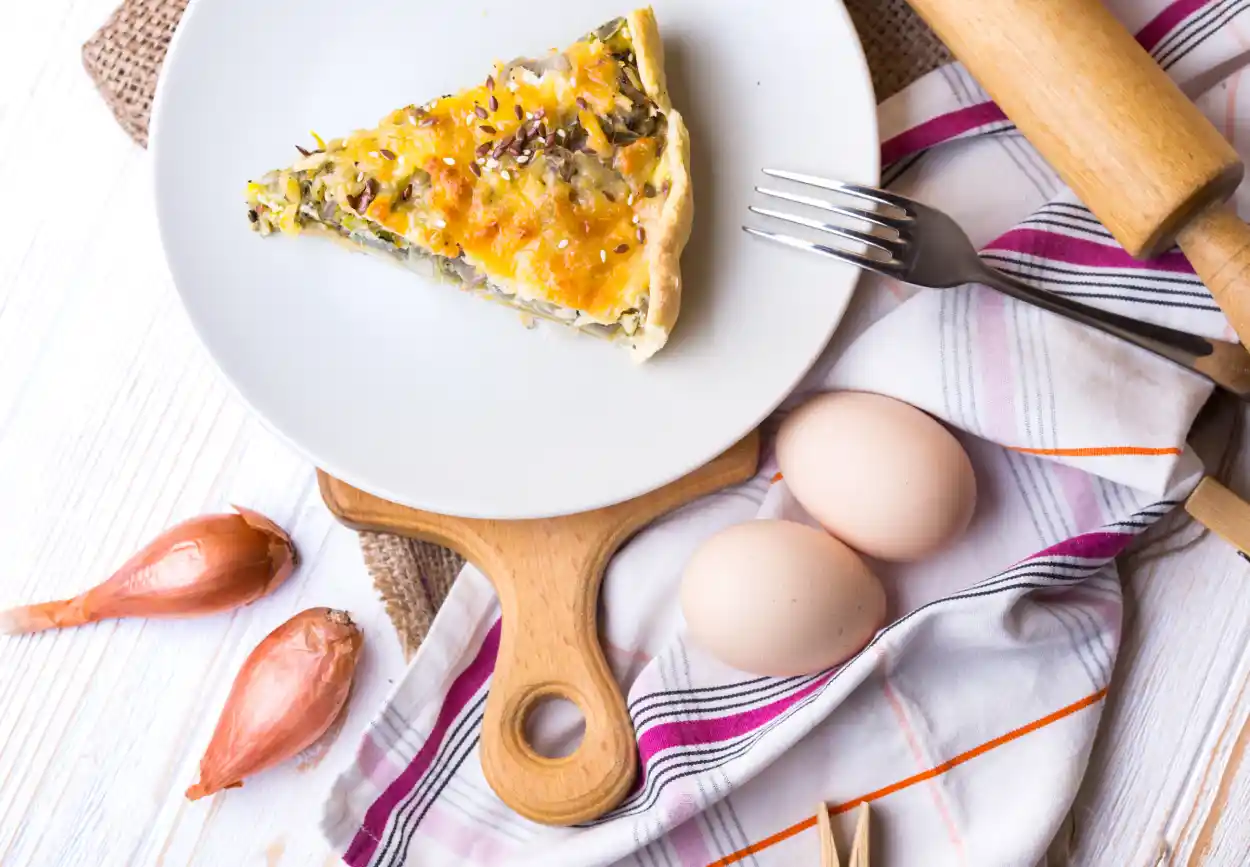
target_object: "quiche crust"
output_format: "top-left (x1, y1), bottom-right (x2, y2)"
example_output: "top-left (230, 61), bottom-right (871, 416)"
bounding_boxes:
top-left (627, 7), bottom-right (693, 359)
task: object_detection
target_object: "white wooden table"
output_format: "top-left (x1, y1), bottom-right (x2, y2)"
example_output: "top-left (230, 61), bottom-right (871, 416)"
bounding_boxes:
top-left (2, 2), bottom-right (1249, 865)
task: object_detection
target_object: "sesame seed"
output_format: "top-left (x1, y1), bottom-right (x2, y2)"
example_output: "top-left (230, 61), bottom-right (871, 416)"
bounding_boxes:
top-left (356, 172), bottom-right (364, 182)
top-left (466, 114), bottom-right (476, 125)
top-left (486, 157), bottom-right (500, 169)
top-left (369, 150), bottom-right (379, 158)
top-left (470, 162), bottom-right (481, 177)
top-left (576, 97), bottom-right (589, 110)
top-left (486, 75), bottom-right (495, 90)
top-left (501, 170), bottom-right (512, 181)
top-left (526, 112), bottom-right (535, 120)
top-left (557, 129), bottom-right (566, 139)
top-left (558, 239), bottom-right (569, 249)
top-left (479, 125), bottom-right (497, 134)
top-left (615, 243), bottom-right (629, 254)
top-left (603, 191), bottom-right (616, 202)
top-left (636, 227), bottom-right (646, 243)
top-left (476, 141), bottom-right (493, 157)
top-left (627, 193), bottom-right (635, 205)
top-left (443, 157), bottom-right (456, 165)
top-left (643, 183), bottom-right (656, 198)
top-left (600, 249), bottom-right (607, 262)
top-left (434, 218), bottom-right (447, 228)
top-left (475, 105), bottom-right (489, 119)
top-left (514, 105), bottom-right (524, 120)
top-left (379, 149), bottom-right (396, 160)
top-left (489, 94), bottom-right (499, 112)
top-left (507, 81), bottom-right (519, 92)
top-left (517, 155), bottom-right (530, 164)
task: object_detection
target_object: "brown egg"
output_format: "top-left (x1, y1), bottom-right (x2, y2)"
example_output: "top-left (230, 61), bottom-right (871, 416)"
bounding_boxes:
top-left (680, 520), bottom-right (886, 676)
top-left (777, 391), bottom-right (977, 562)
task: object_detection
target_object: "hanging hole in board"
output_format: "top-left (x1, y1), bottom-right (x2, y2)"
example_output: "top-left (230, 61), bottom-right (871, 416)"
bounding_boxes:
top-left (523, 696), bottom-right (587, 759)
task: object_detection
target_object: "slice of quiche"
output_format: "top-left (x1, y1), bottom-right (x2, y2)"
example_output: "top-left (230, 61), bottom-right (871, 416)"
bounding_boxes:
top-left (245, 7), bottom-right (691, 360)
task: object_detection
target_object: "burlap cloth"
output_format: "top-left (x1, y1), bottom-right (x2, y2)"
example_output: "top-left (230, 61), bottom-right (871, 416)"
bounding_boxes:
top-left (83, 0), bottom-right (951, 656)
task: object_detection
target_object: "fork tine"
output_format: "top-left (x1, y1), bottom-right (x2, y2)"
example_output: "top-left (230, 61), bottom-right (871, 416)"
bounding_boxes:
top-left (741, 226), bottom-right (903, 277)
top-left (755, 186), bottom-right (907, 230)
top-left (761, 169), bottom-right (912, 212)
top-left (748, 206), bottom-right (904, 255)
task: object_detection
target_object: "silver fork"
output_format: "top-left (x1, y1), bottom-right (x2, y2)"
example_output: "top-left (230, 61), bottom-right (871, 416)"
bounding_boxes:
top-left (743, 170), bottom-right (1250, 401)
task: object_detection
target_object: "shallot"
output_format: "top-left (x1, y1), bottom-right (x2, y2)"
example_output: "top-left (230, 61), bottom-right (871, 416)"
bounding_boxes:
top-left (186, 607), bottom-right (363, 800)
top-left (0, 507), bottom-right (296, 635)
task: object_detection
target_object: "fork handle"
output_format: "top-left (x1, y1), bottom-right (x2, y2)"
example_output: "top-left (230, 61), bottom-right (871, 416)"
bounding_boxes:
top-left (974, 267), bottom-right (1250, 400)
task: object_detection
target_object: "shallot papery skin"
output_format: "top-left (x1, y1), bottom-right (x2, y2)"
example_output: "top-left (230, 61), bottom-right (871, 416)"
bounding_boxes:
top-left (186, 607), bottom-right (363, 800)
top-left (0, 507), bottom-right (296, 635)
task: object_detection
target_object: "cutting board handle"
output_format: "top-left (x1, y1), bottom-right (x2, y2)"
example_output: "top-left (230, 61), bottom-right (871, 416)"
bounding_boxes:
top-left (318, 431), bottom-right (761, 825)
top-left (1178, 203), bottom-right (1250, 349)
top-left (473, 522), bottom-right (636, 825)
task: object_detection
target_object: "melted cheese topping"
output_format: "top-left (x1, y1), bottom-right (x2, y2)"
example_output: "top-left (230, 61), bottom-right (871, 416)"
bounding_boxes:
top-left (251, 29), bottom-right (669, 324)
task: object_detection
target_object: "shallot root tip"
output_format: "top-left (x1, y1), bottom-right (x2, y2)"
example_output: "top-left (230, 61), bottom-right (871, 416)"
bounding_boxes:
top-left (185, 782), bottom-right (210, 802)
top-left (185, 779), bottom-right (243, 801)
top-left (0, 599), bottom-right (90, 635)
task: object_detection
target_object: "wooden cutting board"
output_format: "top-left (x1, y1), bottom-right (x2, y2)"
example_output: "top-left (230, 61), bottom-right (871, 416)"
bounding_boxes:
top-left (317, 430), bottom-right (760, 825)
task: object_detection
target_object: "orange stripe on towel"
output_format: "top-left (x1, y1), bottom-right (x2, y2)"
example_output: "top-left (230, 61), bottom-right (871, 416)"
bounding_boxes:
top-left (1008, 445), bottom-right (1181, 457)
top-left (704, 688), bottom-right (1108, 867)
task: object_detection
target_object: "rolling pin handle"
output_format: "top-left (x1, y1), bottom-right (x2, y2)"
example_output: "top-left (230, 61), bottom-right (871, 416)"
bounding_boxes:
top-left (1178, 203), bottom-right (1250, 350)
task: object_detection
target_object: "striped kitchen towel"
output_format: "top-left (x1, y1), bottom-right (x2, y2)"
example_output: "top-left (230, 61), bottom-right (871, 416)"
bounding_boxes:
top-left (321, 1), bottom-right (1242, 864)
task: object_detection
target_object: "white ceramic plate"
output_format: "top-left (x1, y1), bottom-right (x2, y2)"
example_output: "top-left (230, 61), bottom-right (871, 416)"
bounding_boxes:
top-left (151, 0), bottom-right (878, 519)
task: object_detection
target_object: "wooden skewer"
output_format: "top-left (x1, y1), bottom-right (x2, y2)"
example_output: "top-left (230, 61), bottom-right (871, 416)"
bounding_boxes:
top-left (849, 803), bottom-right (870, 867)
top-left (817, 803), bottom-right (840, 867)
top-left (1185, 476), bottom-right (1250, 557)
top-left (816, 802), bottom-right (871, 867)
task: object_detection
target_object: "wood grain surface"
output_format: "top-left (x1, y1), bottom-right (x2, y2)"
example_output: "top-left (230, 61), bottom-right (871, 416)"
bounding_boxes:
top-left (2, 0), bottom-right (1250, 864)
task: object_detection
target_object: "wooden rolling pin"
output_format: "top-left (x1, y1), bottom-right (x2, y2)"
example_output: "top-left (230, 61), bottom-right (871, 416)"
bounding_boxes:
top-left (905, 0), bottom-right (1250, 346)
